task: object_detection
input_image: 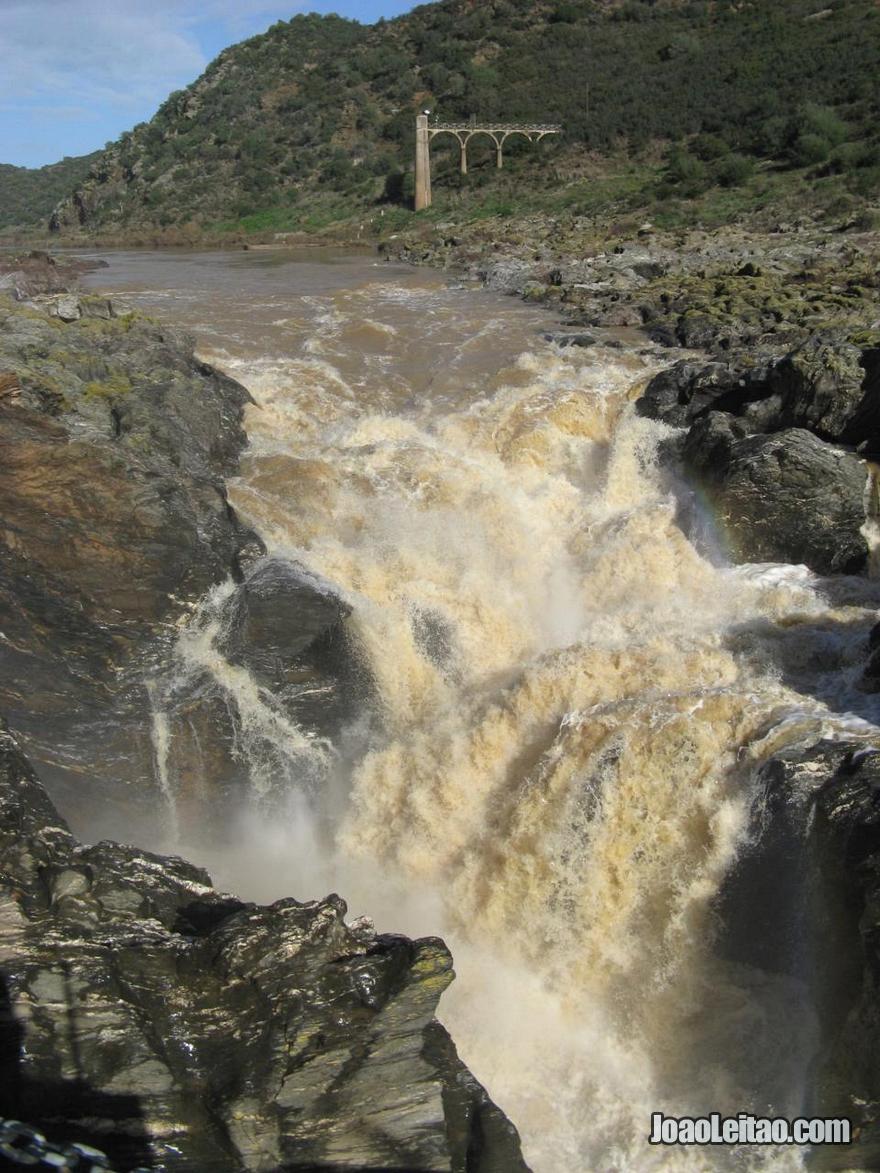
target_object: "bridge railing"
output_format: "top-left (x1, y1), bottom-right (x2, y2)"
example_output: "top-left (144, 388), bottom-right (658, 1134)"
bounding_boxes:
top-left (430, 122), bottom-right (562, 133)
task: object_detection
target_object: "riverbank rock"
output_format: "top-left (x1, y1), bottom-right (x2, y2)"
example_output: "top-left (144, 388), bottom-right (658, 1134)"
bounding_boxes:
top-left (0, 720), bottom-right (530, 1172)
top-left (718, 741), bottom-right (880, 1169)
top-left (0, 251), bottom-right (106, 300)
top-left (635, 358), bottom-right (764, 428)
top-left (0, 292), bottom-right (261, 838)
top-left (638, 333), bottom-right (874, 435)
top-left (681, 415), bottom-right (868, 574)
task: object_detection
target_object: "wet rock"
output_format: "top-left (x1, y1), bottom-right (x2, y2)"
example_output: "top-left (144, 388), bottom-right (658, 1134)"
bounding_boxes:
top-left (0, 294), bottom-right (259, 836)
top-left (640, 333), bottom-right (880, 450)
top-left (682, 416), bottom-right (868, 574)
top-left (840, 346), bottom-right (880, 457)
top-left (542, 331), bottom-right (597, 348)
top-left (769, 332), bottom-right (866, 442)
top-left (636, 359), bottom-right (760, 428)
top-left (860, 646), bottom-right (880, 692)
top-left (217, 557), bottom-right (366, 735)
top-left (597, 303), bottom-right (642, 328)
top-left (0, 721), bottom-right (531, 1173)
top-left (718, 741), bottom-right (880, 1168)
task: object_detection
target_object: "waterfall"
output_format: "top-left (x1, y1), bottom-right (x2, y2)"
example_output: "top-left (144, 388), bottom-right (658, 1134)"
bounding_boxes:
top-left (147, 681), bottom-right (179, 845)
top-left (107, 262), bottom-right (880, 1173)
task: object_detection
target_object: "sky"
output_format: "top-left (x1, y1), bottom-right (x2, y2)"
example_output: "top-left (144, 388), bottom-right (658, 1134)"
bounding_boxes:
top-left (0, 0), bottom-right (421, 169)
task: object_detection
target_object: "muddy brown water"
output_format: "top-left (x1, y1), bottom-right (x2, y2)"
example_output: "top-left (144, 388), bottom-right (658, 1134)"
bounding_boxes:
top-left (80, 246), bottom-right (880, 1172)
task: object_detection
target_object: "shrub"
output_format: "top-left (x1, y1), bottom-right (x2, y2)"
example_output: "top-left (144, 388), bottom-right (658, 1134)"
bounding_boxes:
top-left (692, 133), bottom-right (730, 161)
top-left (663, 148), bottom-right (709, 196)
top-left (714, 153), bottom-right (755, 187)
top-left (798, 103), bottom-right (849, 147)
top-left (790, 132), bottom-right (831, 166)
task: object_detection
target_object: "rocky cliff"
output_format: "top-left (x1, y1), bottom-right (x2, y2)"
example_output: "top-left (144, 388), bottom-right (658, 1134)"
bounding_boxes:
top-left (0, 275), bottom-right (262, 839)
top-left (718, 740), bottom-right (880, 1168)
top-left (0, 720), bottom-right (529, 1172)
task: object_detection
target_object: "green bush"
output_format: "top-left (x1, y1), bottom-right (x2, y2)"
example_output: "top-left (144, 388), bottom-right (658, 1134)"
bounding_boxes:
top-left (663, 148), bottom-right (709, 196)
top-left (714, 153), bottom-right (755, 187)
top-left (791, 132), bottom-right (831, 166)
top-left (798, 103), bottom-right (849, 147)
top-left (692, 133), bottom-right (730, 161)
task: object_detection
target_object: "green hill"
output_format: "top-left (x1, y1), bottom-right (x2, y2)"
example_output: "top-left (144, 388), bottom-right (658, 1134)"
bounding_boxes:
top-left (0, 153), bottom-right (100, 233)
top-left (45, 0), bottom-right (880, 239)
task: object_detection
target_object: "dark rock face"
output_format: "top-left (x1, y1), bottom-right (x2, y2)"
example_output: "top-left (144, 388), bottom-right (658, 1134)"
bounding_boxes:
top-left (219, 557), bottom-right (371, 732)
top-left (0, 293), bottom-right (261, 836)
top-left (636, 359), bottom-right (762, 428)
top-left (682, 417), bottom-right (868, 575)
top-left (769, 333), bottom-right (866, 443)
top-left (840, 346), bottom-right (880, 459)
top-left (638, 331), bottom-right (880, 575)
top-left (639, 333), bottom-right (871, 439)
top-left (0, 721), bottom-right (530, 1172)
top-left (718, 742), bottom-right (880, 1168)
top-left (218, 559), bottom-right (355, 711)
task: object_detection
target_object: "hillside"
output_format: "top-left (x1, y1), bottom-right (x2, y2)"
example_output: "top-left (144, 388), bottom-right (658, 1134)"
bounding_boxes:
top-left (45, 0), bottom-right (880, 240)
top-left (0, 153), bottom-right (100, 233)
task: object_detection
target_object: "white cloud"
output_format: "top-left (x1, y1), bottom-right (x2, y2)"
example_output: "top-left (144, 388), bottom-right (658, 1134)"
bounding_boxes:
top-left (0, 3), bottom-right (204, 112)
top-left (0, 0), bottom-right (312, 162)
top-left (0, 0), bottom-right (306, 114)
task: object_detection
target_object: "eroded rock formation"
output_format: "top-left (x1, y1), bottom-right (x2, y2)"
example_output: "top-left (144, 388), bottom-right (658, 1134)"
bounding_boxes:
top-left (0, 721), bottom-right (529, 1172)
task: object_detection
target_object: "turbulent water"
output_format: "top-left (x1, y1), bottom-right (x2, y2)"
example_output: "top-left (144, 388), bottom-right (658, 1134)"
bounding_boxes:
top-left (84, 248), bottom-right (880, 1172)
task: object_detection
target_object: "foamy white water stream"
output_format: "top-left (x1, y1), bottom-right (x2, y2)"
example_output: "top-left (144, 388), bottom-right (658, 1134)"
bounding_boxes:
top-left (85, 248), bottom-right (880, 1172)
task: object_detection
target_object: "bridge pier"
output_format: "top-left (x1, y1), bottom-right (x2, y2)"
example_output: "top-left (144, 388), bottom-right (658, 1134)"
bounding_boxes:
top-left (415, 114), bottom-right (432, 212)
top-left (415, 116), bottom-right (561, 211)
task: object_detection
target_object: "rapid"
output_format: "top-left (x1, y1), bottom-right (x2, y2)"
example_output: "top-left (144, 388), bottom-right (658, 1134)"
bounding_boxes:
top-left (84, 247), bottom-right (880, 1172)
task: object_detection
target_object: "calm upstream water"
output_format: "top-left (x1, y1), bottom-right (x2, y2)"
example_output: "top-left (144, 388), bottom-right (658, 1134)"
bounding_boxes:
top-left (82, 247), bottom-right (880, 1171)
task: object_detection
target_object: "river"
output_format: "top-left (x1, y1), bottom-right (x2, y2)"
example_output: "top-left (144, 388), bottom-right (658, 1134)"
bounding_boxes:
top-left (82, 247), bottom-right (880, 1172)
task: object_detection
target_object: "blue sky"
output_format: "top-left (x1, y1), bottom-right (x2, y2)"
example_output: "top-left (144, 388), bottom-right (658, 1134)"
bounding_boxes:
top-left (0, 1), bottom-right (422, 169)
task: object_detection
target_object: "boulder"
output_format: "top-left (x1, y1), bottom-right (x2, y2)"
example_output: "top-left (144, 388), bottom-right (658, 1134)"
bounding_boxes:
top-left (0, 721), bottom-right (531, 1172)
top-left (635, 359), bottom-right (755, 428)
top-left (216, 558), bottom-right (366, 736)
top-left (49, 293), bottom-right (81, 322)
top-left (639, 334), bottom-right (876, 442)
top-left (542, 331), bottom-right (597, 348)
top-left (682, 415), bottom-right (868, 574)
top-left (769, 332), bottom-right (866, 442)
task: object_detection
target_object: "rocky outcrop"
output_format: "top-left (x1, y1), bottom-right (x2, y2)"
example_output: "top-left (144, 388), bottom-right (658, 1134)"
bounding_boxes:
top-left (0, 720), bottom-right (530, 1172)
top-left (0, 251), bottom-right (106, 300)
top-left (681, 415), bottom-right (868, 575)
top-left (385, 220), bottom-right (880, 361)
top-left (636, 332), bottom-right (880, 575)
top-left (638, 332), bottom-right (874, 439)
top-left (718, 741), bottom-right (880, 1169)
top-left (0, 292), bottom-right (261, 837)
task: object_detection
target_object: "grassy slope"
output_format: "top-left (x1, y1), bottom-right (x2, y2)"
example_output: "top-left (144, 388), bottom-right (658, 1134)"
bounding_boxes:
top-left (29, 0), bottom-right (880, 242)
